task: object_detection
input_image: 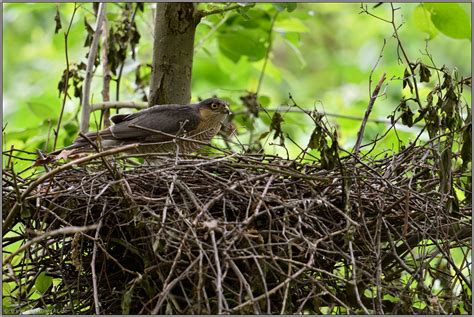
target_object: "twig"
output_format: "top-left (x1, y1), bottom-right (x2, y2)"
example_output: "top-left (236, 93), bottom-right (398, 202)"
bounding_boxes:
top-left (151, 255), bottom-right (200, 314)
top-left (374, 214), bottom-right (384, 314)
top-left (198, 3), bottom-right (253, 18)
top-left (348, 241), bottom-right (370, 314)
top-left (2, 224), bottom-right (98, 265)
top-left (210, 231), bottom-right (223, 314)
top-left (101, 9), bottom-right (111, 128)
top-left (194, 12), bottom-right (229, 52)
top-left (314, 196), bottom-right (360, 227)
top-left (53, 4), bottom-right (78, 151)
top-left (353, 73), bottom-right (386, 156)
top-left (389, 3), bottom-right (422, 109)
top-left (280, 245), bottom-right (292, 314)
top-left (91, 204), bottom-right (106, 314)
top-left (229, 259), bottom-right (260, 314)
top-left (257, 12), bottom-right (279, 94)
top-left (2, 143), bottom-right (138, 233)
top-left (77, 131), bottom-right (119, 180)
top-left (368, 39), bottom-right (386, 96)
top-left (80, 3), bottom-right (107, 133)
top-left (91, 100), bottom-right (147, 112)
top-left (115, 3), bottom-right (140, 102)
top-left (230, 254), bottom-right (315, 312)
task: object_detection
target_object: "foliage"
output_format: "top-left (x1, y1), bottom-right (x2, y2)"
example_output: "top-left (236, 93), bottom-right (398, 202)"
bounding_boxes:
top-left (415, 3), bottom-right (471, 40)
top-left (2, 2), bottom-right (471, 315)
top-left (3, 3), bottom-right (471, 159)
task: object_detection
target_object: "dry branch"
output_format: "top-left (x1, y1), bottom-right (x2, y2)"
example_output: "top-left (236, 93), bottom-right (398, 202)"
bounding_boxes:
top-left (81, 3), bottom-right (107, 133)
top-left (353, 73), bottom-right (386, 156)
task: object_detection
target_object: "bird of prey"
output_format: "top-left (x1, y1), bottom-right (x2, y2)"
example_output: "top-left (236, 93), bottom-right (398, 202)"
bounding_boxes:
top-left (53, 98), bottom-right (231, 156)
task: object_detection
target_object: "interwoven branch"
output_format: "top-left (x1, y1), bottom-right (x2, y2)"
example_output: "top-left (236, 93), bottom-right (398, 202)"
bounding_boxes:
top-left (2, 144), bottom-right (471, 314)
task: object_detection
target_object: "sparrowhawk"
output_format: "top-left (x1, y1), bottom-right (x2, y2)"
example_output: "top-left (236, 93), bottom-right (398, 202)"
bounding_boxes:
top-left (53, 98), bottom-right (230, 156)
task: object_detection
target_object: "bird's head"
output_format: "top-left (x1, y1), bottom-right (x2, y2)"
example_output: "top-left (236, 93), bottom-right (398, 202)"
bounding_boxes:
top-left (197, 98), bottom-right (231, 123)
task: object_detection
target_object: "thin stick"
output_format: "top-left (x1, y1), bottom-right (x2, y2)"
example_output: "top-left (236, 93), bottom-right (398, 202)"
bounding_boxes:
top-left (115, 3), bottom-right (140, 102)
top-left (280, 245), bottom-right (292, 314)
top-left (353, 73), bottom-right (386, 156)
top-left (198, 3), bottom-right (254, 18)
top-left (91, 100), bottom-right (147, 112)
top-left (389, 3), bottom-right (422, 109)
top-left (230, 254), bottom-right (315, 312)
top-left (252, 175), bottom-right (274, 216)
top-left (53, 4), bottom-right (78, 151)
top-left (210, 231), bottom-right (223, 314)
top-left (3, 225), bottom-right (98, 265)
top-left (229, 259), bottom-right (260, 314)
top-left (101, 10), bottom-right (111, 128)
top-left (257, 12), bottom-right (278, 94)
top-left (349, 241), bottom-right (370, 314)
top-left (91, 204), bottom-right (106, 314)
top-left (151, 256), bottom-right (200, 314)
top-left (2, 143), bottom-right (137, 233)
top-left (81, 3), bottom-right (107, 133)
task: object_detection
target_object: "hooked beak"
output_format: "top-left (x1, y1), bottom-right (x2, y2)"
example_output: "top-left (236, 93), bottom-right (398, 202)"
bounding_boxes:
top-left (224, 104), bottom-right (232, 115)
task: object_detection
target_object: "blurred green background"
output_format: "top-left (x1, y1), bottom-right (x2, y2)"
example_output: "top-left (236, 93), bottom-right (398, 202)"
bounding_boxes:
top-left (2, 4), bottom-right (472, 313)
top-left (3, 3), bottom-right (471, 168)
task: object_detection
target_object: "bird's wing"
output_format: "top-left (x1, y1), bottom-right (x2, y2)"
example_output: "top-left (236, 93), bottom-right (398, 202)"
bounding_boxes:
top-left (109, 114), bottom-right (129, 124)
top-left (109, 104), bottom-right (201, 141)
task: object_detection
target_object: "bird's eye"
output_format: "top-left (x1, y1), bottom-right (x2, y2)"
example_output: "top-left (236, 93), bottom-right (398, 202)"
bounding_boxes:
top-left (210, 103), bottom-right (218, 110)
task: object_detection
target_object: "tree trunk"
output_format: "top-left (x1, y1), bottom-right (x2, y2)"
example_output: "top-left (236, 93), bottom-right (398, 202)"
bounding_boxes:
top-left (149, 3), bottom-right (200, 107)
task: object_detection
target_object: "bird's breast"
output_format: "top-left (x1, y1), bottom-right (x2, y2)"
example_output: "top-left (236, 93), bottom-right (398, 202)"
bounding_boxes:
top-left (134, 122), bottom-right (222, 155)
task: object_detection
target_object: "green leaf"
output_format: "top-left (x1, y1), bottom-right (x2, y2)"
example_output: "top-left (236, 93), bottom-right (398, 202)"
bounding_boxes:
top-left (274, 18), bottom-right (309, 33)
top-left (35, 272), bottom-right (53, 294)
top-left (3, 281), bottom-right (11, 295)
top-left (231, 9), bottom-right (271, 30)
top-left (106, 12), bottom-right (119, 22)
top-left (122, 287), bottom-right (133, 314)
top-left (272, 3), bottom-right (297, 12)
top-left (258, 95), bottom-right (271, 107)
top-left (235, 3), bottom-right (254, 15)
top-left (258, 131), bottom-right (270, 140)
top-left (283, 38), bottom-right (306, 67)
top-left (217, 30), bottom-right (267, 63)
top-left (424, 3), bottom-right (471, 40)
top-left (383, 294), bottom-right (400, 303)
top-left (27, 102), bottom-right (55, 119)
top-left (412, 4), bottom-right (438, 40)
top-left (63, 122), bottom-right (78, 137)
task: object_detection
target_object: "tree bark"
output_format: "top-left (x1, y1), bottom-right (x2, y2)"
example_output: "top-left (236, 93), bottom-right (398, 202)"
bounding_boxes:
top-left (101, 15), bottom-right (111, 128)
top-left (81, 3), bottom-right (106, 133)
top-left (149, 3), bottom-right (200, 107)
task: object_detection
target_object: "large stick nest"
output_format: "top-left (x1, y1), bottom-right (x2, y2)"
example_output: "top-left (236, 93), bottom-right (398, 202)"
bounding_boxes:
top-left (2, 145), bottom-right (471, 314)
